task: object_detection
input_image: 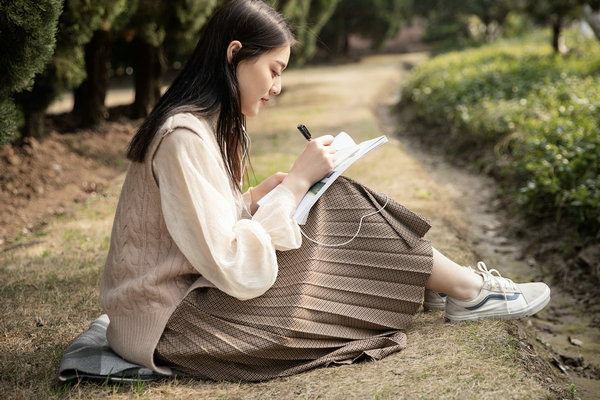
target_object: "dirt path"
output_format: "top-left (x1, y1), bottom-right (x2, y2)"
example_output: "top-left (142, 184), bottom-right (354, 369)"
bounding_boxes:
top-left (2, 53), bottom-right (593, 399)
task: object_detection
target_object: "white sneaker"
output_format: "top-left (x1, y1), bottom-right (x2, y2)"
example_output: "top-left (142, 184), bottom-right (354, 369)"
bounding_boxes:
top-left (423, 290), bottom-right (447, 311)
top-left (445, 262), bottom-right (551, 322)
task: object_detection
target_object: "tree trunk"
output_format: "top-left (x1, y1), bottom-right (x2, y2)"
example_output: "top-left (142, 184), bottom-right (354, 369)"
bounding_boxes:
top-left (336, 20), bottom-right (349, 56)
top-left (73, 29), bottom-right (113, 127)
top-left (131, 38), bottom-right (166, 119)
top-left (22, 110), bottom-right (46, 139)
top-left (552, 18), bottom-right (562, 53)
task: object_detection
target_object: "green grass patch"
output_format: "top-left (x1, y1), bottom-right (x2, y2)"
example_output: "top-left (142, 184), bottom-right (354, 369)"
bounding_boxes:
top-left (399, 29), bottom-right (600, 235)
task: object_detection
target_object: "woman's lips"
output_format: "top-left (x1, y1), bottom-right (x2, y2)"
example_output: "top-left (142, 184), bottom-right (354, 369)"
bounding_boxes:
top-left (261, 98), bottom-right (269, 105)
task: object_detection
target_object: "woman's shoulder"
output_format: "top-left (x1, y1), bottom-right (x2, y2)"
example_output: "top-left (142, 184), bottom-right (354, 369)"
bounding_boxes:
top-left (160, 112), bottom-right (215, 138)
top-left (154, 112), bottom-right (219, 158)
top-left (152, 112), bottom-right (218, 152)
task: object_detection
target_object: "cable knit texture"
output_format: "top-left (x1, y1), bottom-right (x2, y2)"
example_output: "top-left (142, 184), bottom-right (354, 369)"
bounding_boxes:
top-left (100, 113), bottom-right (301, 374)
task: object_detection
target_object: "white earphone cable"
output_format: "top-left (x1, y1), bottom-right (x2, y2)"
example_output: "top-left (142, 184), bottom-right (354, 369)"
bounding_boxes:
top-left (299, 195), bottom-right (390, 247)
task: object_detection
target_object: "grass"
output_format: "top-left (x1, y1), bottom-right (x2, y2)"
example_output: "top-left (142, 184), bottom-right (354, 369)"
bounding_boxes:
top-left (0, 53), bottom-right (567, 399)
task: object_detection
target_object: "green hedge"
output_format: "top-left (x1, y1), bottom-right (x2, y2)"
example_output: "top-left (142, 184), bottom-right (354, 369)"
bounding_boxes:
top-left (400, 31), bottom-right (600, 234)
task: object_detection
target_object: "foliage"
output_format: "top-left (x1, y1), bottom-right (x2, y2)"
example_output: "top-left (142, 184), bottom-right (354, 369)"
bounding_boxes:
top-left (47, 0), bottom-right (136, 106)
top-left (400, 30), bottom-right (600, 233)
top-left (164, 0), bottom-right (222, 60)
top-left (411, 0), bottom-right (520, 44)
top-left (123, 0), bottom-right (221, 117)
top-left (125, 0), bottom-right (340, 69)
top-left (522, 0), bottom-right (581, 25)
top-left (274, 0), bottom-right (341, 65)
top-left (0, 0), bottom-right (62, 144)
top-left (129, 0), bottom-right (219, 52)
top-left (318, 0), bottom-right (410, 55)
top-left (521, 0), bottom-right (600, 51)
top-left (1, 0), bottom-right (341, 143)
top-left (13, 0), bottom-right (137, 138)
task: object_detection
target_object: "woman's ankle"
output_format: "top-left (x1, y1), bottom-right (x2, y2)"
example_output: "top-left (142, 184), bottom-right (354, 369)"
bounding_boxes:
top-left (451, 273), bottom-right (484, 301)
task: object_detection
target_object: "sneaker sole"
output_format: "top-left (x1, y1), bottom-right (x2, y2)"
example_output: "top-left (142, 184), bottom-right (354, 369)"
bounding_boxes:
top-left (444, 287), bottom-right (551, 323)
top-left (423, 302), bottom-right (446, 312)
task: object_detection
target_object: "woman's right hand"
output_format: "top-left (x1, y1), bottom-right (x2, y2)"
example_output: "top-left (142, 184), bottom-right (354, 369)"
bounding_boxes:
top-left (281, 135), bottom-right (336, 205)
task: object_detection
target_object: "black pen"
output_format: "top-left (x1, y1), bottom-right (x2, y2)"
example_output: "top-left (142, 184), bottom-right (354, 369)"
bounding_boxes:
top-left (297, 124), bottom-right (312, 141)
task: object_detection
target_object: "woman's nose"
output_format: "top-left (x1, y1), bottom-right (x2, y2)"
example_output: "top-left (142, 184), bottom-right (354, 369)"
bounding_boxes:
top-left (270, 79), bottom-right (281, 95)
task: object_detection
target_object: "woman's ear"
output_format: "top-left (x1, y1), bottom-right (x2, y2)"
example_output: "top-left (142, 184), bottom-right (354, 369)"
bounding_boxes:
top-left (227, 40), bottom-right (242, 63)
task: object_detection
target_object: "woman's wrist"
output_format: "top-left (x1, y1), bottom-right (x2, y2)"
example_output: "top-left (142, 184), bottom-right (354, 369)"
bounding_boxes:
top-left (281, 173), bottom-right (311, 205)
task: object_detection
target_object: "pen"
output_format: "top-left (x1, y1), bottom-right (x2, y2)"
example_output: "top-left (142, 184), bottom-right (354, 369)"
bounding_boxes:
top-left (297, 124), bottom-right (312, 141)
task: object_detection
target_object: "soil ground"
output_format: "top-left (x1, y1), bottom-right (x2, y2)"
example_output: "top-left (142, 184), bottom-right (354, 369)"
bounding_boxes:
top-left (1, 52), bottom-right (597, 399)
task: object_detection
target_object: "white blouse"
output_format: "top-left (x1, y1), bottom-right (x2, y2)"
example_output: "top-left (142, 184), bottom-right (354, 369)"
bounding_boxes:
top-left (152, 121), bottom-right (302, 300)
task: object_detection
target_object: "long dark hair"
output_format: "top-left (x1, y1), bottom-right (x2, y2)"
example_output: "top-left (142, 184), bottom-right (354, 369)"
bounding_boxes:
top-left (126, 0), bottom-right (296, 190)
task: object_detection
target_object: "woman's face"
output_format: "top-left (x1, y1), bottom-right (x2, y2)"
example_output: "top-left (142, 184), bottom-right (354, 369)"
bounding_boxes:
top-left (236, 45), bottom-right (291, 117)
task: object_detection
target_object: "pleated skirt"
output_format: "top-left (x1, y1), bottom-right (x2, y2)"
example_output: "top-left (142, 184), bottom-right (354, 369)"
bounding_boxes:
top-left (154, 177), bottom-right (433, 381)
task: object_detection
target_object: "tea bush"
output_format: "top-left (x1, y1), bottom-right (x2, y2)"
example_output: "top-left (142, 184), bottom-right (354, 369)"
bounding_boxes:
top-left (400, 30), bottom-right (600, 234)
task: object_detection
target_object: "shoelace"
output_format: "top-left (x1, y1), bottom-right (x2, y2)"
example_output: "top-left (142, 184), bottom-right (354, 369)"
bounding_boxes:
top-left (475, 261), bottom-right (518, 315)
top-left (476, 262), bottom-right (517, 290)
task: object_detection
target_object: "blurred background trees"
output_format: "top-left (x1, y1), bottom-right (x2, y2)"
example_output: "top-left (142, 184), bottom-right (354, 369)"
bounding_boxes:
top-left (523, 0), bottom-right (590, 52)
top-left (409, 0), bottom-right (521, 44)
top-left (273, 0), bottom-right (341, 65)
top-left (14, 0), bottom-right (137, 139)
top-left (1, 0), bottom-right (600, 144)
top-left (0, 0), bottom-right (62, 144)
top-left (127, 0), bottom-right (221, 118)
top-left (71, 0), bottom-right (138, 127)
top-left (317, 0), bottom-right (410, 57)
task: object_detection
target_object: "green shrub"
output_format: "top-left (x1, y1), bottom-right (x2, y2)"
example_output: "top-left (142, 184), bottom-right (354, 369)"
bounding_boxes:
top-left (0, 0), bottom-right (62, 144)
top-left (400, 30), bottom-right (600, 234)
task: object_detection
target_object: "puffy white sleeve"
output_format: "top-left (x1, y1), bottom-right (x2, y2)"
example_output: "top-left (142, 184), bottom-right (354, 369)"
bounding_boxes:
top-left (152, 128), bottom-right (302, 300)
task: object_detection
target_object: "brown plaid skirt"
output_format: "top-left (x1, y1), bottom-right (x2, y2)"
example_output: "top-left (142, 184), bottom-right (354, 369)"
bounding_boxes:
top-left (154, 177), bottom-right (433, 381)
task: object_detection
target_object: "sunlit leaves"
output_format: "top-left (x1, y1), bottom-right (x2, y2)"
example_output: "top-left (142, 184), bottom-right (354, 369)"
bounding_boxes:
top-left (401, 30), bottom-right (600, 231)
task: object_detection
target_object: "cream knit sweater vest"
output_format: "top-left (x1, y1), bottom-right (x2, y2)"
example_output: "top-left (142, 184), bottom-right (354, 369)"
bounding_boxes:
top-left (100, 114), bottom-right (215, 374)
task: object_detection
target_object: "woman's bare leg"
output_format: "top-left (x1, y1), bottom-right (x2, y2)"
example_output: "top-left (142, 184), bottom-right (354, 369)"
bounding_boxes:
top-left (425, 248), bottom-right (483, 301)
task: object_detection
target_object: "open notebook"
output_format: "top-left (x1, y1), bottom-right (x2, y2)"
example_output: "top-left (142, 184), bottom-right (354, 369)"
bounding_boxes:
top-left (258, 132), bottom-right (388, 224)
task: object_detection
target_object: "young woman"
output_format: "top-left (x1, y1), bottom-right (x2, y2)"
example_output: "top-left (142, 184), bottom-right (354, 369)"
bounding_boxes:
top-left (100, 0), bottom-right (550, 381)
